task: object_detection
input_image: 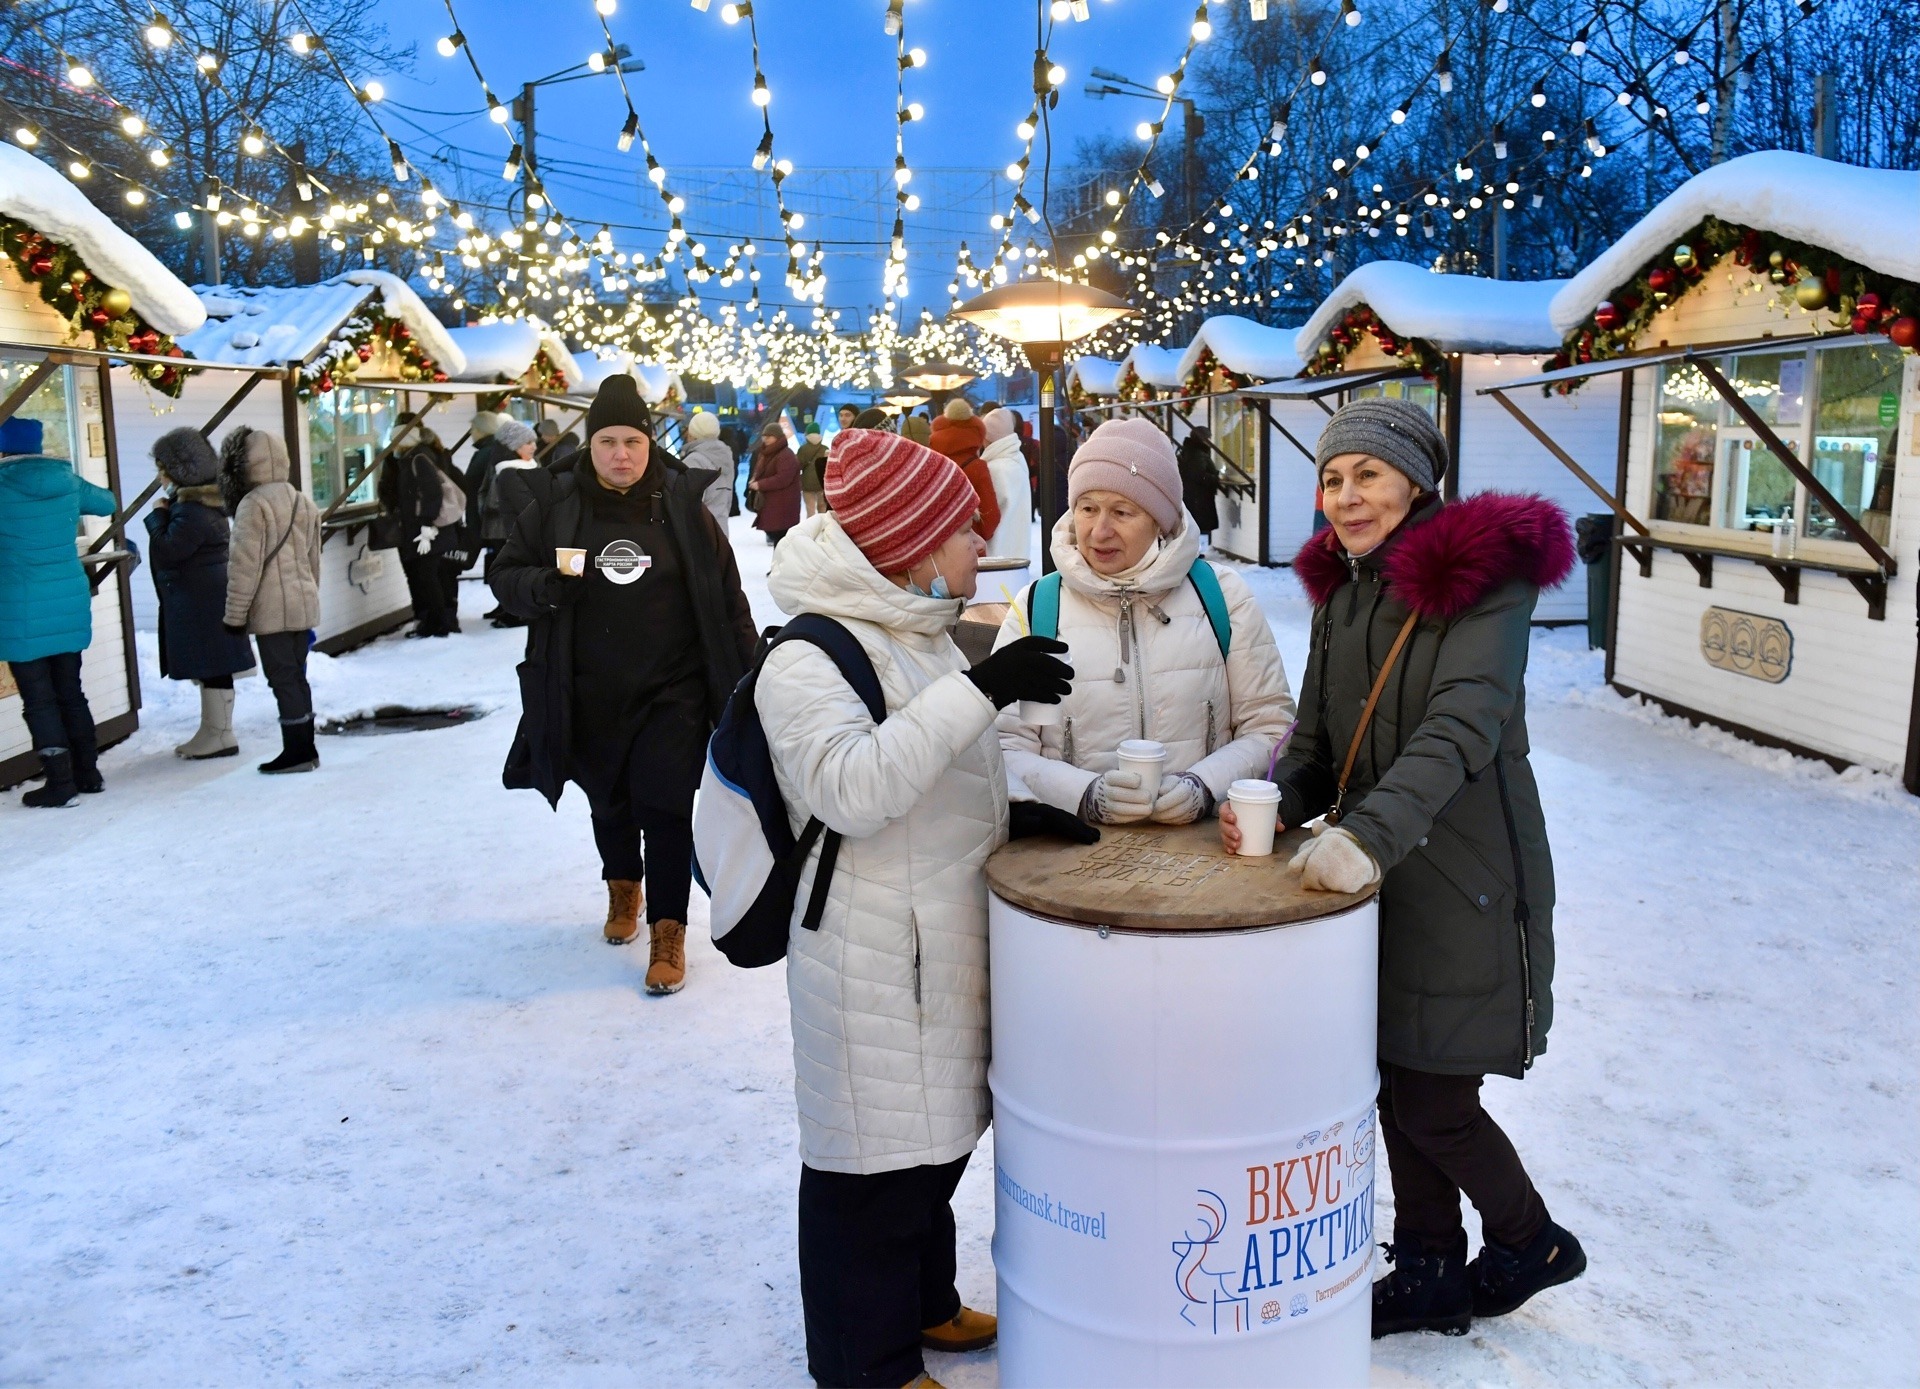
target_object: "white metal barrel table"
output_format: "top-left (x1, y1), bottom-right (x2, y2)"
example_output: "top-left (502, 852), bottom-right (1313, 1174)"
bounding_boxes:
top-left (986, 821), bottom-right (1380, 1388)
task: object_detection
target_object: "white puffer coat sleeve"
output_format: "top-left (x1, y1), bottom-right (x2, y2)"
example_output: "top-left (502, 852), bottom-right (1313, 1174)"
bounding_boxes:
top-left (757, 515), bottom-right (1008, 1176)
top-left (996, 512), bottom-right (1296, 814)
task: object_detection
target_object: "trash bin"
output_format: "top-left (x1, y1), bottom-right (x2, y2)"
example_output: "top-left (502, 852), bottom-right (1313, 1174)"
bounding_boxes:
top-left (986, 821), bottom-right (1380, 1388)
top-left (1574, 513), bottom-right (1614, 651)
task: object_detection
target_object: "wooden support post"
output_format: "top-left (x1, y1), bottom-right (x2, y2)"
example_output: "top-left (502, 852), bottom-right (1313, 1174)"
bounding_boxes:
top-left (0, 361), bottom-right (58, 426)
top-left (1486, 388), bottom-right (1651, 536)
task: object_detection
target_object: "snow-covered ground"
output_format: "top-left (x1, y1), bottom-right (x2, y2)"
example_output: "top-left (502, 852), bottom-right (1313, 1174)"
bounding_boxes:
top-left (3, 516), bottom-right (1916, 1387)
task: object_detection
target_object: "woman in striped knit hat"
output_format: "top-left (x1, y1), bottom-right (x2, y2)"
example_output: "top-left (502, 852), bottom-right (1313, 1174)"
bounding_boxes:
top-left (755, 428), bottom-right (1080, 1389)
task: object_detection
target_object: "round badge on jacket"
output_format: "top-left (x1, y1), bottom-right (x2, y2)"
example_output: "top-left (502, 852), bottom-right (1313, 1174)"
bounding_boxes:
top-left (594, 539), bottom-right (653, 585)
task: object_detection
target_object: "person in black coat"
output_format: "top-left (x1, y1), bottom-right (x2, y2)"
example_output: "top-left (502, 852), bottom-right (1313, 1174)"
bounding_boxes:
top-left (490, 374), bottom-right (756, 995)
top-left (145, 427), bottom-right (257, 759)
top-left (378, 419), bottom-right (467, 637)
top-left (1177, 425), bottom-right (1221, 538)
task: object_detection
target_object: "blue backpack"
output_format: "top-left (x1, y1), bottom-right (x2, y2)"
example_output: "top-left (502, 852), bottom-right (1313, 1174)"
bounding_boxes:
top-left (1027, 560), bottom-right (1233, 657)
top-left (692, 615), bottom-right (886, 968)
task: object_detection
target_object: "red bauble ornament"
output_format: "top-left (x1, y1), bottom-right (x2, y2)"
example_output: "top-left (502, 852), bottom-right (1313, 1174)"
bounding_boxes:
top-left (159, 367), bottom-right (178, 386)
top-left (1594, 300), bottom-right (1621, 330)
top-left (1824, 265), bottom-right (1843, 295)
top-left (88, 309), bottom-right (110, 327)
top-left (29, 256), bottom-right (53, 276)
top-left (317, 374), bottom-right (335, 393)
top-left (1649, 267), bottom-right (1676, 296)
top-left (391, 323), bottom-right (410, 342)
top-left (1888, 316), bottom-right (1919, 349)
top-left (1857, 291), bottom-right (1882, 321)
top-left (1850, 314), bottom-right (1872, 335)
top-left (431, 371), bottom-right (448, 383)
top-left (356, 343), bottom-right (372, 361)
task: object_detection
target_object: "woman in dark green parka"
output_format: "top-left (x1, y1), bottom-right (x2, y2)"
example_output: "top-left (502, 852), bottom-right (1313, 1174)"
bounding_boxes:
top-left (1221, 398), bottom-right (1584, 1342)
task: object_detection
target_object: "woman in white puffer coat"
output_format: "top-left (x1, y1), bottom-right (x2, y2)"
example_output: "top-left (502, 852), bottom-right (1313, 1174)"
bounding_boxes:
top-left (757, 427), bottom-right (1076, 1389)
top-left (979, 405), bottom-right (1031, 562)
top-left (996, 416), bottom-right (1297, 825)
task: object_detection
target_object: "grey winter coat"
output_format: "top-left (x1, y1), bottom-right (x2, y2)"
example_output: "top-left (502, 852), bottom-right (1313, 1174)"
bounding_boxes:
top-left (1278, 493), bottom-right (1575, 1079)
top-left (221, 429), bottom-right (321, 635)
top-left (681, 436), bottom-right (736, 532)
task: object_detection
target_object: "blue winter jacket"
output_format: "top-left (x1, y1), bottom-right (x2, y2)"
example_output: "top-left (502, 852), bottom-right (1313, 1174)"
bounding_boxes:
top-left (0, 454), bottom-right (119, 663)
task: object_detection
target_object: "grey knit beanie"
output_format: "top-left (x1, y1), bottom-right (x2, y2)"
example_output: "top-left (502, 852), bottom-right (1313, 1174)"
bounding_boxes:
top-left (1313, 397), bottom-right (1446, 494)
top-left (493, 419), bottom-right (537, 452)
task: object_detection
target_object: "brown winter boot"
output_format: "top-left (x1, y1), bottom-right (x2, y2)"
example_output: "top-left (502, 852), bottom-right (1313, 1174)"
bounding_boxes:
top-left (644, 918), bottom-right (687, 995)
top-left (921, 1306), bottom-right (997, 1353)
top-left (603, 880), bottom-right (642, 944)
top-left (902, 1376), bottom-right (949, 1389)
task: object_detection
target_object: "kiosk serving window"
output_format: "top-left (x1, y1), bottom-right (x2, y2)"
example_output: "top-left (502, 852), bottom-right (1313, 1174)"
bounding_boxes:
top-left (306, 386), bottom-right (394, 510)
top-left (0, 359), bottom-right (79, 461)
top-left (1350, 376), bottom-right (1439, 417)
top-left (1652, 340), bottom-right (1905, 550)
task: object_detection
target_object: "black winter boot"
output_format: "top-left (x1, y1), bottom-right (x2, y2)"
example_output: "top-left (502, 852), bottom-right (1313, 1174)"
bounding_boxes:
top-left (259, 718), bottom-right (320, 774)
top-left (1469, 1220), bottom-right (1587, 1318)
top-left (1372, 1232), bottom-right (1472, 1338)
top-left (22, 748), bottom-right (79, 808)
top-left (70, 738), bottom-right (103, 793)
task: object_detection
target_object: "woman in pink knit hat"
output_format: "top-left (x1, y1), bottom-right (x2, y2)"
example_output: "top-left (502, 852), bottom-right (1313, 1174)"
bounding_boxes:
top-left (995, 415), bottom-right (1297, 830)
top-left (753, 428), bottom-right (1082, 1389)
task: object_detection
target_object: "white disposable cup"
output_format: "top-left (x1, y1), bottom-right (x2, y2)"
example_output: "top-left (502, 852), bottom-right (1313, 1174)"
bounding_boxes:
top-left (1116, 738), bottom-right (1168, 804)
top-left (555, 546), bottom-right (587, 577)
top-left (1019, 698), bottom-right (1064, 726)
top-left (1228, 777), bottom-right (1282, 857)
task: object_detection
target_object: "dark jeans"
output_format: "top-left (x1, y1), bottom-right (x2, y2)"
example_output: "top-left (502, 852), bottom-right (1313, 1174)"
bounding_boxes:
top-left (11, 651), bottom-right (96, 757)
top-left (1378, 1062), bottom-right (1548, 1252)
top-left (401, 548), bottom-right (459, 634)
top-left (254, 631), bottom-right (314, 724)
top-left (799, 1154), bottom-right (969, 1389)
top-left (586, 798), bottom-right (693, 924)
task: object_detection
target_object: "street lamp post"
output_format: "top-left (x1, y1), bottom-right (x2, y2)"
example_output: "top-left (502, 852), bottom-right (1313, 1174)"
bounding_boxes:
top-left (950, 280), bottom-right (1138, 574)
top-left (1087, 68), bottom-right (1205, 225)
top-left (899, 360), bottom-right (977, 414)
top-left (509, 47), bottom-right (647, 207)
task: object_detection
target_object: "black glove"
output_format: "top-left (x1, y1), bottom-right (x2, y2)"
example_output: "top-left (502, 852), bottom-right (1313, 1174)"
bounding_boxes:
top-left (1010, 801), bottom-right (1100, 844)
top-left (966, 635), bottom-right (1072, 709)
top-left (537, 571), bottom-right (586, 608)
top-left (222, 623), bottom-right (247, 637)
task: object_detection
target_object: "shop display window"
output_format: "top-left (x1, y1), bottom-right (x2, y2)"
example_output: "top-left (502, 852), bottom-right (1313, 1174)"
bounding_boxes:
top-left (1809, 343), bottom-right (1902, 546)
top-left (0, 360), bottom-right (77, 462)
top-left (306, 386), bottom-right (393, 511)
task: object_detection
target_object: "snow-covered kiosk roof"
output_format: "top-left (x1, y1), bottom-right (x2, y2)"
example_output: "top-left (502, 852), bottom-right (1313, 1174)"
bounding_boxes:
top-left (1296, 261), bottom-right (1562, 375)
top-left (1550, 152), bottom-right (1920, 338)
top-left (633, 361), bottom-right (684, 409)
top-left (566, 351), bottom-right (683, 410)
top-left (1066, 355), bottom-right (1123, 400)
top-left (445, 317), bottom-right (581, 391)
top-left (176, 271), bottom-right (464, 392)
top-left (1177, 316), bottom-right (1302, 392)
top-left (0, 143), bottom-right (204, 339)
top-left (1116, 342), bottom-right (1186, 398)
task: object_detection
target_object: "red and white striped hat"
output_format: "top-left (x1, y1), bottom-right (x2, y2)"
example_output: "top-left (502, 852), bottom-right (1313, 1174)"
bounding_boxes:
top-left (825, 427), bottom-right (980, 574)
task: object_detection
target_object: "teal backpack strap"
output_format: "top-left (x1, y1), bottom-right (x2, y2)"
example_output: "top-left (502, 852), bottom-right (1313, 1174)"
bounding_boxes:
top-left (1186, 560), bottom-right (1232, 659)
top-left (1029, 571), bottom-right (1063, 640)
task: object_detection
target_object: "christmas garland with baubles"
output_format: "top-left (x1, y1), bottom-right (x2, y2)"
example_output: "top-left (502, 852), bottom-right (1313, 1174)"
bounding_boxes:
top-left (1544, 215), bottom-right (1919, 393)
top-left (1302, 303), bottom-right (1449, 379)
top-left (532, 349), bottom-right (570, 394)
top-left (296, 305), bottom-right (447, 400)
top-left (2, 215), bottom-right (188, 395)
top-left (1183, 345), bottom-right (1256, 395)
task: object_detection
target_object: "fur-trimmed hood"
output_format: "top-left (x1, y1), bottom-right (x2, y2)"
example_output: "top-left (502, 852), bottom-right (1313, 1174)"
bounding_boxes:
top-left (1294, 491), bottom-right (1576, 621)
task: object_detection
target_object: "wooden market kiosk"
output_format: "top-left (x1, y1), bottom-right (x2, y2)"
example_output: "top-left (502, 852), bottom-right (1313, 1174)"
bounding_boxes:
top-left (440, 316), bottom-right (584, 464)
top-left (0, 145), bottom-right (212, 787)
top-left (1289, 260), bottom-right (1619, 621)
top-left (111, 271), bottom-right (491, 653)
top-left (1482, 151), bottom-right (1920, 791)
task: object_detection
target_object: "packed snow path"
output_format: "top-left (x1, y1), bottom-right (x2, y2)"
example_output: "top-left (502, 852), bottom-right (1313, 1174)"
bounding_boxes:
top-left (3, 516), bottom-right (1916, 1387)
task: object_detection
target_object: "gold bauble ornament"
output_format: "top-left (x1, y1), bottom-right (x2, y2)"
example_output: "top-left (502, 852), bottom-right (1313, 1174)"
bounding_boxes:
top-left (1768, 249), bottom-right (1785, 268)
top-left (1794, 280), bottom-right (1830, 311)
top-left (69, 268), bottom-right (89, 285)
top-left (100, 287), bottom-right (133, 317)
top-left (1672, 244), bottom-right (1696, 270)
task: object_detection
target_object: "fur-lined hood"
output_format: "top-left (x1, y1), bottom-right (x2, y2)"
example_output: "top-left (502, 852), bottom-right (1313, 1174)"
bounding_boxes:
top-left (1294, 491), bottom-right (1575, 621)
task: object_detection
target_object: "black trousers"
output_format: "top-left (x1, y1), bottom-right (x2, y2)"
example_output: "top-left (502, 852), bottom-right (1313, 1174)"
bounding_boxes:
top-left (254, 631), bottom-right (313, 724)
top-left (12, 651), bottom-right (96, 758)
top-left (1378, 1062), bottom-right (1548, 1252)
top-left (799, 1154), bottom-right (969, 1389)
top-left (586, 796), bottom-right (693, 923)
top-left (401, 548), bottom-right (459, 633)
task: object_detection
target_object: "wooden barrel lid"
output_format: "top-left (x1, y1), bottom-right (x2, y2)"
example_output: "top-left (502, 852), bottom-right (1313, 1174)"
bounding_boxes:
top-left (987, 820), bottom-right (1374, 932)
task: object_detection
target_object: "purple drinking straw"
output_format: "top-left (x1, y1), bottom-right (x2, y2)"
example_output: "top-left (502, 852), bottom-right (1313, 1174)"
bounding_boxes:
top-left (1266, 720), bottom-right (1298, 782)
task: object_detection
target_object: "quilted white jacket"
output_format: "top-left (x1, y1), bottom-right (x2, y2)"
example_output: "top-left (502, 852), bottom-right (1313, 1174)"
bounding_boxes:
top-left (980, 432), bottom-right (1031, 562)
top-left (757, 513), bottom-right (1008, 1175)
top-left (995, 512), bottom-right (1297, 814)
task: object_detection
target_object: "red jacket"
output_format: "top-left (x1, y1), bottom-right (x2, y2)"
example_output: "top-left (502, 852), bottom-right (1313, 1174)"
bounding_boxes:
top-left (927, 415), bottom-right (1000, 541)
top-left (750, 439), bottom-right (802, 532)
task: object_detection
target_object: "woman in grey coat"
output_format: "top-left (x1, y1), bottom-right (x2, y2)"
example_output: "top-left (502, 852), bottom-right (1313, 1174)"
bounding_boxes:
top-left (1220, 399), bottom-right (1584, 1341)
top-left (680, 409), bottom-right (735, 532)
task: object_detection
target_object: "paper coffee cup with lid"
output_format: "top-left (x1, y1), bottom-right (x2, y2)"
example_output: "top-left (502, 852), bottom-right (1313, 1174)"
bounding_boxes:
top-left (1227, 778), bottom-right (1282, 857)
top-left (1115, 738), bottom-right (1168, 803)
top-left (555, 546), bottom-right (587, 577)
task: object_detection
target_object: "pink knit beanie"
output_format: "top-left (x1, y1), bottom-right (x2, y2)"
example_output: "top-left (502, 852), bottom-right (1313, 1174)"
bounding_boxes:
top-left (1068, 416), bottom-right (1183, 532)
top-left (825, 428), bottom-right (980, 573)
top-left (982, 407), bottom-right (1016, 444)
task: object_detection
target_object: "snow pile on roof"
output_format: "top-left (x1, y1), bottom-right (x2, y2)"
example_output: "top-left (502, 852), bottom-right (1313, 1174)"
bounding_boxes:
top-left (571, 350), bottom-right (631, 394)
top-left (445, 320), bottom-right (540, 381)
top-left (1120, 342), bottom-right (1187, 390)
top-left (633, 362), bottom-right (684, 407)
top-left (1177, 316), bottom-right (1302, 385)
top-left (533, 321), bottom-right (583, 391)
top-left (1067, 356), bottom-right (1122, 396)
top-left (174, 272), bottom-right (465, 375)
top-left (0, 144), bottom-right (205, 337)
top-left (1551, 151), bottom-right (1920, 336)
top-left (1296, 261), bottom-right (1564, 357)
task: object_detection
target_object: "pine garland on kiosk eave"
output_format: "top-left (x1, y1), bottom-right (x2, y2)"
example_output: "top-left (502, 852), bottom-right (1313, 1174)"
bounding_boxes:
top-left (297, 301), bottom-right (448, 401)
top-left (531, 349), bottom-right (570, 394)
top-left (1181, 345), bottom-right (1254, 396)
top-left (2, 215), bottom-right (189, 396)
top-left (1543, 215), bottom-right (1920, 394)
top-left (1302, 303), bottom-right (1447, 380)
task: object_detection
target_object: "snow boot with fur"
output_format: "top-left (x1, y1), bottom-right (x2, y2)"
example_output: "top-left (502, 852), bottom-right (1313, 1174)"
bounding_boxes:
top-left (603, 880), bottom-right (642, 944)
top-left (644, 918), bottom-right (687, 995)
top-left (921, 1307), bottom-right (997, 1353)
top-left (176, 684), bottom-right (239, 760)
top-left (259, 717), bottom-right (319, 774)
top-left (1469, 1220), bottom-right (1587, 1318)
top-left (1372, 1232), bottom-right (1472, 1338)
top-left (21, 748), bottom-right (78, 808)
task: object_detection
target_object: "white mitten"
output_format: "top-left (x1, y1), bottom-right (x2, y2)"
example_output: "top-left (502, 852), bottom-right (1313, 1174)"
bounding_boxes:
top-left (1149, 771), bottom-right (1213, 825)
top-left (1079, 769), bottom-right (1153, 824)
top-left (414, 525), bottom-right (438, 555)
top-left (1287, 826), bottom-right (1380, 893)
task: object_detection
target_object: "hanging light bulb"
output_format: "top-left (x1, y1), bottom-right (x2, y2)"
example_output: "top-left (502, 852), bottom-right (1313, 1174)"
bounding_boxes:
top-left (242, 128), bottom-right (267, 155)
top-left (1434, 49), bottom-right (1451, 94)
top-left (1016, 116), bottom-right (1036, 141)
top-left (1135, 121), bottom-right (1155, 141)
top-left (618, 111), bottom-right (638, 151)
top-left (751, 131), bottom-right (774, 170)
top-left (1340, 0), bottom-right (1361, 24)
top-left (145, 18), bottom-right (173, 47)
top-left (752, 73), bottom-right (770, 106)
top-left (436, 31), bottom-right (464, 57)
top-left (195, 51), bottom-right (218, 71)
top-left (1529, 79), bottom-right (1547, 108)
top-left (68, 158), bottom-right (91, 178)
top-left (119, 113), bottom-right (145, 137)
top-left (1570, 25), bottom-right (1589, 56)
top-left (488, 96), bottom-right (510, 123)
top-left (595, 0), bottom-right (616, 14)
top-left (66, 63), bottom-right (94, 88)
top-left (1309, 56), bottom-right (1327, 86)
top-left (149, 147), bottom-right (171, 168)
top-left (362, 80), bottom-right (385, 102)
top-left (501, 143), bottom-right (523, 180)
top-left (1191, 5), bottom-right (1212, 41)
top-left (388, 139), bottom-right (409, 181)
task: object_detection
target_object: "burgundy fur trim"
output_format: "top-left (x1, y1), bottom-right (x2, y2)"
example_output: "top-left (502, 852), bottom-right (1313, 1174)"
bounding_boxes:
top-left (1292, 492), bottom-right (1576, 622)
